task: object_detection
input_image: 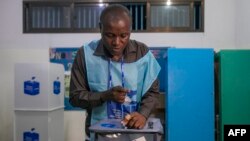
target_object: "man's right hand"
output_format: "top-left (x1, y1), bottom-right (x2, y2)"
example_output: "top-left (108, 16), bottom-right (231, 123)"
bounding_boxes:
top-left (102, 86), bottom-right (129, 103)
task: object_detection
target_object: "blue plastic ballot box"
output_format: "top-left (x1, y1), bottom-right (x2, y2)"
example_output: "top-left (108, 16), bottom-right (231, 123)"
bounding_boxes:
top-left (89, 118), bottom-right (163, 141)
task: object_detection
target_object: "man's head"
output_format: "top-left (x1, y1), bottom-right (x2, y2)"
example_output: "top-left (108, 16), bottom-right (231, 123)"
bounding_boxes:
top-left (99, 4), bottom-right (132, 58)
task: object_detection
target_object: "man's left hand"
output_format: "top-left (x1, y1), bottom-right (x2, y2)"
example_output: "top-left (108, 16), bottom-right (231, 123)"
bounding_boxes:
top-left (122, 112), bottom-right (146, 129)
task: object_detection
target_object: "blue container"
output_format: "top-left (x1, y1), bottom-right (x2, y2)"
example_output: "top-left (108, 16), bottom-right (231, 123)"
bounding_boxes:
top-left (167, 48), bottom-right (214, 141)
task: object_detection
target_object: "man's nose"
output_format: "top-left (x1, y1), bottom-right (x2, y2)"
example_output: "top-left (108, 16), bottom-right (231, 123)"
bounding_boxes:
top-left (112, 37), bottom-right (121, 46)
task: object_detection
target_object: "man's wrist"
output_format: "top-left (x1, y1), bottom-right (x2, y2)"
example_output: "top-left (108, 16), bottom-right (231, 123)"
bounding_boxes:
top-left (100, 90), bottom-right (112, 102)
top-left (138, 109), bottom-right (150, 119)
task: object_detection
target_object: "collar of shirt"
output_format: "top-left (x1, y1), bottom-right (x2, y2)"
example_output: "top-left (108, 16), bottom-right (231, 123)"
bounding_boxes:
top-left (93, 39), bottom-right (137, 63)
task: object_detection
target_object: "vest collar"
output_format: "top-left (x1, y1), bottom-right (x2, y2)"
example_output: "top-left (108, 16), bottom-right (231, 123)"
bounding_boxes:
top-left (93, 39), bottom-right (136, 62)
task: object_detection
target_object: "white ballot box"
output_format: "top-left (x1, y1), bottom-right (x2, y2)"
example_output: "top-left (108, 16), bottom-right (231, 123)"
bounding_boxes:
top-left (14, 62), bottom-right (65, 141)
top-left (14, 63), bottom-right (64, 110)
top-left (14, 108), bottom-right (64, 141)
top-left (89, 118), bottom-right (163, 141)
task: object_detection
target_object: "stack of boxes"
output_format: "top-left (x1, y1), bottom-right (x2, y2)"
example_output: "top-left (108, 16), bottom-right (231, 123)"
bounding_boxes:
top-left (14, 63), bottom-right (64, 141)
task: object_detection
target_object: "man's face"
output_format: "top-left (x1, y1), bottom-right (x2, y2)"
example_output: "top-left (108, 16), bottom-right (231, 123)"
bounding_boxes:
top-left (100, 15), bottom-right (131, 57)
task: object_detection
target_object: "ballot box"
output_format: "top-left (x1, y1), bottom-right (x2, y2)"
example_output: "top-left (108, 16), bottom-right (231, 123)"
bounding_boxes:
top-left (14, 62), bottom-right (64, 110)
top-left (89, 118), bottom-right (163, 141)
top-left (14, 62), bottom-right (65, 141)
top-left (14, 108), bottom-right (64, 141)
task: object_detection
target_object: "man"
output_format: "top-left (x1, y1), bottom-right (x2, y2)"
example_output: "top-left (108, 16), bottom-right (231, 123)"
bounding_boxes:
top-left (69, 4), bottom-right (161, 140)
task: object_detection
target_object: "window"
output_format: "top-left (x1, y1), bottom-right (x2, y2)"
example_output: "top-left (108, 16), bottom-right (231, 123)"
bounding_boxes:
top-left (148, 1), bottom-right (203, 32)
top-left (74, 4), bottom-right (106, 32)
top-left (125, 3), bottom-right (147, 31)
top-left (24, 2), bottom-right (72, 32)
top-left (23, 0), bottom-right (204, 33)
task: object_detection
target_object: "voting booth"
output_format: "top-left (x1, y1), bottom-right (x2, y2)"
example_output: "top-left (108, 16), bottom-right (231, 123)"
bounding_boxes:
top-left (218, 50), bottom-right (250, 141)
top-left (14, 63), bottom-right (64, 141)
top-left (89, 118), bottom-right (163, 141)
top-left (167, 48), bottom-right (215, 141)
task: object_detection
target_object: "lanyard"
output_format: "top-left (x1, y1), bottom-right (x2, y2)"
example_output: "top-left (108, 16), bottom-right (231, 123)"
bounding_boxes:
top-left (108, 57), bottom-right (128, 118)
top-left (108, 57), bottom-right (124, 89)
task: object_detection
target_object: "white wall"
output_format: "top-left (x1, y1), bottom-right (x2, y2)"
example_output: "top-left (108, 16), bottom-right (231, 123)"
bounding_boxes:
top-left (1, 0), bottom-right (250, 141)
top-left (0, 0), bottom-right (238, 50)
top-left (235, 0), bottom-right (250, 48)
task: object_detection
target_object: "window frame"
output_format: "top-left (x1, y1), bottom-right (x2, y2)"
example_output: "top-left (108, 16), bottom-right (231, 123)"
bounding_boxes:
top-left (23, 0), bottom-right (204, 33)
top-left (147, 2), bottom-right (191, 32)
top-left (23, 1), bottom-right (74, 33)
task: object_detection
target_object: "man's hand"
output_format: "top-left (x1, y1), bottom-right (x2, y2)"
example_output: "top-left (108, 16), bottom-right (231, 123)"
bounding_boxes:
top-left (111, 86), bottom-right (130, 103)
top-left (103, 86), bottom-right (129, 103)
top-left (121, 112), bottom-right (147, 129)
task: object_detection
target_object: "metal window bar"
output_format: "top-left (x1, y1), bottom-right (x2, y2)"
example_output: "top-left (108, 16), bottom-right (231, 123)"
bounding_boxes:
top-left (135, 5), bottom-right (138, 30)
top-left (140, 5), bottom-right (146, 30)
top-left (194, 2), bottom-right (202, 30)
top-left (30, 5), bottom-right (71, 29)
top-left (151, 5), bottom-right (189, 28)
top-left (74, 5), bottom-right (105, 29)
top-left (125, 3), bottom-right (146, 31)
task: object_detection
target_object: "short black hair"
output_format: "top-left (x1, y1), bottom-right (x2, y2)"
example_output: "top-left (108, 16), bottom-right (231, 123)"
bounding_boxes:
top-left (99, 4), bottom-right (132, 25)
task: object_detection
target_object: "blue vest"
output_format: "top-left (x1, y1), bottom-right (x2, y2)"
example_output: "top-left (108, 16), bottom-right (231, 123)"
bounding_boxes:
top-left (83, 40), bottom-right (161, 126)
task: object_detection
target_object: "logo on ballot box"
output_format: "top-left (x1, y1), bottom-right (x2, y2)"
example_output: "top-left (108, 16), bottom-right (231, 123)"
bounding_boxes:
top-left (23, 128), bottom-right (39, 141)
top-left (53, 77), bottom-right (60, 95)
top-left (24, 77), bottom-right (40, 95)
top-left (224, 125), bottom-right (250, 141)
top-left (107, 90), bottom-right (138, 119)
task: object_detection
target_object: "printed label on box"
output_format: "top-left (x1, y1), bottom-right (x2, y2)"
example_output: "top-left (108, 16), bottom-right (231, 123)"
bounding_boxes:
top-left (23, 128), bottom-right (39, 141)
top-left (53, 77), bottom-right (60, 95)
top-left (107, 90), bottom-right (138, 119)
top-left (24, 77), bottom-right (40, 95)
